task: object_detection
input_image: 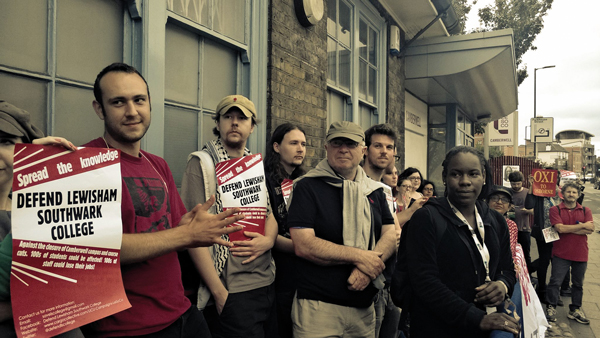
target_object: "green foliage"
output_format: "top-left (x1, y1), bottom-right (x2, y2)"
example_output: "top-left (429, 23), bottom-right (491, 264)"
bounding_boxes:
top-left (450, 0), bottom-right (477, 34)
top-left (490, 146), bottom-right (505, 158)
top-left (476, 0), bottom-right (554, 85)
top-left (474, 145), bottom-right (505, 158)
top-left (474, 121), bottom-right (486, 135)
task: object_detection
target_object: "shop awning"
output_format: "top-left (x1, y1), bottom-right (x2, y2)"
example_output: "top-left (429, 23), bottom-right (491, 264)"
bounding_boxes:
top-left (380, 0), bottom-right (449, 39)
top-left (404, 29), bottom-right (518, 122)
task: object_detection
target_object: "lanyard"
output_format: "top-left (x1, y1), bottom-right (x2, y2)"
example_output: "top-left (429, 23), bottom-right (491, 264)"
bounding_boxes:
top-left (447, 199), bottom-right (491, 282)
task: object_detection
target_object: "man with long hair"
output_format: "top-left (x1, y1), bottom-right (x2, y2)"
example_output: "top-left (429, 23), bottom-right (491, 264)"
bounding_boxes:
top-left (264, 123), bottom-right (306, 338)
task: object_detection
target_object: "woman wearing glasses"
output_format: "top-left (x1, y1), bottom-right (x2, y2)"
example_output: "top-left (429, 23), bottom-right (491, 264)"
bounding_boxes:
top-left (417, 180), bottom-right (437, 199)
top-left (400, 167), bottom-right (425, 200)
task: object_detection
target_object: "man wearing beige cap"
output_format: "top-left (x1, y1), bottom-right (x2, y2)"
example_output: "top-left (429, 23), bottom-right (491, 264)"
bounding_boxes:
top-left (181, 95), bottom-right (278, 338)
top-left (287, 121), bottom-right (397, 338)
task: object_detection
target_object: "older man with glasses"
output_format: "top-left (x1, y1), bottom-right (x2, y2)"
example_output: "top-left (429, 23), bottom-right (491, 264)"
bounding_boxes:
top-left (287, 121), bottom-right (397, 338)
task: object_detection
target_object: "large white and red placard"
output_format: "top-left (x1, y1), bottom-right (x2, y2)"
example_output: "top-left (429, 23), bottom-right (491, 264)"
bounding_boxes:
top-left (10, 144), bottom-right (130, 338)
top-left (216, 154), bottom-right (267, 242)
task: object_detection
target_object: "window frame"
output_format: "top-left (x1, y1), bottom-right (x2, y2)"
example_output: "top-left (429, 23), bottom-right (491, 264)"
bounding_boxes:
top-left (0, 0), bottom-right (131, 136)
top-left (326, 0), bottom-right (386, 127)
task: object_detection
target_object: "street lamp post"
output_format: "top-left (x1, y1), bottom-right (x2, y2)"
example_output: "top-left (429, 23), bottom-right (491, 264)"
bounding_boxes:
top-left (533, 65), bottom-right (556, 161)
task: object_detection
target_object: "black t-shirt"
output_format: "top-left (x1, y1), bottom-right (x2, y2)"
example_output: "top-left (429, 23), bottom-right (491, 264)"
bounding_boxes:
top-left (287, 177), bottom-right (394, 308)
top-left (265, 172), bottom-right (297, 291)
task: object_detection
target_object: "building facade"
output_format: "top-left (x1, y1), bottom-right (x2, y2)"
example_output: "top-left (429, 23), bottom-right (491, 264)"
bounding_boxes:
top-left (556, 130), bottom-right (595, 176)
top-left (1, 0), bottom-right (518, 188)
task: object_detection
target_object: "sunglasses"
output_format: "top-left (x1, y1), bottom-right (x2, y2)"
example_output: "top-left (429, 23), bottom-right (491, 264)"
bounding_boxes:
top-left (489, 195), bottom-right (510, 204)
top-left (329, 139), bottom-right (359, 149)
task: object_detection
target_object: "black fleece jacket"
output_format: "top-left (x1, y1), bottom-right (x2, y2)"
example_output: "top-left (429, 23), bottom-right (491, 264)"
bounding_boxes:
top-left (406, 197), bottom-right (516, 338)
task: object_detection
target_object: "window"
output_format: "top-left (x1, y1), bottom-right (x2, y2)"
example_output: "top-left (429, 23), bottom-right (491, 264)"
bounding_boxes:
top-left (0, 0), bottom-right (125, 145)
top-left (163, 22), bottom-right (241, 185)
top-left (168, 0), bottom-right (247, 44)
top-left (326, 0), bottom-right (385, 128)
top-left (456, 110), bottom-right (474, 147)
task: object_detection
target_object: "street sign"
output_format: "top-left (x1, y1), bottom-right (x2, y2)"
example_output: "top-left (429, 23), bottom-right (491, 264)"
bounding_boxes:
top-left (530, 117), bottom-right (554, 142)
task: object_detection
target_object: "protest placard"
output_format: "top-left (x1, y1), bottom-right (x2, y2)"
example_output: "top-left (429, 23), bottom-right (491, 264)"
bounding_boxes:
top-left (10, 144), bottom-right (130, 338)
top-left (531, 168), bottom-right (558, 197)
top-left (216, 154), bottom-right (267, 242)
top-left (281, 179), bottom-right (293, 207)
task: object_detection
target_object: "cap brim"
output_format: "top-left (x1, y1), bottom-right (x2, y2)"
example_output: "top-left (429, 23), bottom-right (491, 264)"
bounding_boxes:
top-left (326, 133), bottom-right (364, 143)
top-left (0, 116), bottom-right (26, 138)
top-left (219, 104), bottom-right (254, 118)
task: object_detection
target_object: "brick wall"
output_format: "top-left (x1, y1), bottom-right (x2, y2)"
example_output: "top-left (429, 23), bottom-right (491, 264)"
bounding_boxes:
top-left (267, 0), bottom-right (407, 169)
top-left (268, 0), bottom-right (328, 168)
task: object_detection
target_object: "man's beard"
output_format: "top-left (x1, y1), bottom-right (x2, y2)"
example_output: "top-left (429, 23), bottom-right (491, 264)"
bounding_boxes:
top-left (105, 121), bottom-right (148, 144)
top-left (371, 158), bottom-right (389, 170)
top-left (222, 136), bottom-right (246, 151)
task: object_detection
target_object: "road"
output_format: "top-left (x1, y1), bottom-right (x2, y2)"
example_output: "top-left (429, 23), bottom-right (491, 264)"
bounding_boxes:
top-left (530, 182), bottom-right (600, 337)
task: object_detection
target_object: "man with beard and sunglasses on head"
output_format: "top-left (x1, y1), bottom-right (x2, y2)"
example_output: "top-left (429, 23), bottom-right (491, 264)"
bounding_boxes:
top-left (361, 124), bottom-right (402, 338)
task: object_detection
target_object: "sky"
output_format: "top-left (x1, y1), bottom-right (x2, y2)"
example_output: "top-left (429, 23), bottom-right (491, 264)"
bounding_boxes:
top-left (465, 0), bottom-right (600, 154)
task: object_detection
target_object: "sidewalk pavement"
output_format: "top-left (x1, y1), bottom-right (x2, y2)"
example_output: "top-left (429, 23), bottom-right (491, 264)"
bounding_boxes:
top-left (529, 215), bottom-right (599, 337)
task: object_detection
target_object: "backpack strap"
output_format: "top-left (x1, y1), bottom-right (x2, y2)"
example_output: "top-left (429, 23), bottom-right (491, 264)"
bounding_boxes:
top-left (188, 150), bottom-right (217, 215)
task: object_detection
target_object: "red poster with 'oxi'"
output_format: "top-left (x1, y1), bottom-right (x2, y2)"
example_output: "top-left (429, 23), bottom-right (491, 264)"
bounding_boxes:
top-left (531, 168), bottom-right (558, 197)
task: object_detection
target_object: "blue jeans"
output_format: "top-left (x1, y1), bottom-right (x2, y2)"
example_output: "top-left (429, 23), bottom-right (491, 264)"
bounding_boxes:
top-left (374, 286), bottom-right (400, 338)
top-left (547, 256), bottom-right (587, 311)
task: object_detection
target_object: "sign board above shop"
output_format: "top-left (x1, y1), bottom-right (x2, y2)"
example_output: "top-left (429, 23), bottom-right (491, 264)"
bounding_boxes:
top-left (530, 117), bottom-right (554, 142)
top-left (489, 112), bottom-right (516, 146)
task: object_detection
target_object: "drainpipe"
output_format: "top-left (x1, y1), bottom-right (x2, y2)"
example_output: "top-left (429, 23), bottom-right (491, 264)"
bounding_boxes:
top-left (430, 0), bottom-right (461, 34)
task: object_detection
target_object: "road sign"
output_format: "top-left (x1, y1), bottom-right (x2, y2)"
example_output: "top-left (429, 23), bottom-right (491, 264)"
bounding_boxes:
top-left (530, 117), bottom-right (554, 142)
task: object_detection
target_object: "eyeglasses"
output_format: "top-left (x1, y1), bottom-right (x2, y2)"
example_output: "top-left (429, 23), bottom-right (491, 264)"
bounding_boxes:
top-left (489, 195), bottom-right (510, 204)
top-left (400, 184), bottom-right (411, 189)
top-left (329, 139), bottom-right (359, 149)
top-left (423, 187), bottom-right (434, 192)
top-left (409, 176), bottom-right (421, 181)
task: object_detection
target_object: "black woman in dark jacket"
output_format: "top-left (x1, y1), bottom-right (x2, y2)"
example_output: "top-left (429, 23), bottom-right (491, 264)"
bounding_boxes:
top-left (405, 146), bottom-right (518, 338)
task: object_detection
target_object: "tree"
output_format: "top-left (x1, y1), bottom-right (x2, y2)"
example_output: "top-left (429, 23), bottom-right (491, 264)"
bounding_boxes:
top-left (450, 0), bottom-right (477, 34)
top-left (476, 0), bottom-right (554, 85)
top-left (475, 144), bottom-right (505, 158)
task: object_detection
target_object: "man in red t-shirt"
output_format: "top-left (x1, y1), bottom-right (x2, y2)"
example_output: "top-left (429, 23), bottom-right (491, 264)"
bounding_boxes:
top-left (84, 63), bottom-right (243, 337)
top-left (545, 182), bottom-right (594, 324)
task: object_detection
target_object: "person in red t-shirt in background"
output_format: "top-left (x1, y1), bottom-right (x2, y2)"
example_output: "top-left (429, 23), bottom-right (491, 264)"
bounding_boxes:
top-left (545, 183), bottom-right (594, 324)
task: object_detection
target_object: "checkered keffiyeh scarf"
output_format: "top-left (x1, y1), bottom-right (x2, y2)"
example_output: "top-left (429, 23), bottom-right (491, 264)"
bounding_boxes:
top-left (203, 138), bottom-right (251, 276)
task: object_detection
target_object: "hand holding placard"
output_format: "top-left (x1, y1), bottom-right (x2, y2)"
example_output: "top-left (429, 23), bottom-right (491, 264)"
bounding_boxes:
top-left (230, 231), bottom-right (275, 264)
top-left (182, 195), bottom-right (244, 248)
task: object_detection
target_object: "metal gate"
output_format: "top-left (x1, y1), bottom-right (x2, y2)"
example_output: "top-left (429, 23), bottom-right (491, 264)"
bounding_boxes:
top-left (488, 156), bottom-right (543, 186)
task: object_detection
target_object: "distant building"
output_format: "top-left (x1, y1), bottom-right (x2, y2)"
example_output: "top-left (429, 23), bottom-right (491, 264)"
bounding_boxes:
top-left (555, 130), bottom-right (595, 176)
top-left (537, 142), bottom-right (568, 169)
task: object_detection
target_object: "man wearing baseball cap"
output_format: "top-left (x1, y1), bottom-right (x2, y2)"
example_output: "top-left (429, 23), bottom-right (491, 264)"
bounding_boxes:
top-left (181, 95), bottom-right (279, 338)
top-left (287, 121), bottom-right (396, 337)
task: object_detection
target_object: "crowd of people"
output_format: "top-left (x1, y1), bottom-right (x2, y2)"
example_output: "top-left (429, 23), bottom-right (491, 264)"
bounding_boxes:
top-left (0, 62), bottom-right (595, 338)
